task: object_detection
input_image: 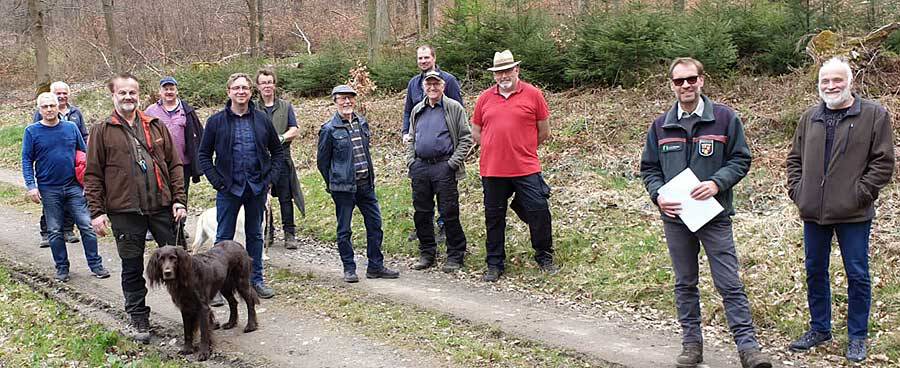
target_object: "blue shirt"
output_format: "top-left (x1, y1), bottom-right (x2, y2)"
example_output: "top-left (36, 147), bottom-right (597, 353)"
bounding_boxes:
top-left (414, 100), bottom-right (453, 159)
top-left (229, 114), bottom-right (264, 196)
top-left (402, 66), bottom-right (463, 134)
top-left (33, 105), bottom-right (88, 142)
top-left (22, 120), bottom-right (85, 190)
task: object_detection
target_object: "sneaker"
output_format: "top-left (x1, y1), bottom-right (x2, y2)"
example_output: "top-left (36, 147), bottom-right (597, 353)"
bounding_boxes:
top-left (789, 330), bottom-right (832, 352)
top-left (410, 257), bottom-right (434, 270)
top-left (129, 314), bottom-right (151, 344)
top-left (55, 269), bottom-right (70, 282)
top-left (538, 261), bottom-right (559, 275)
top-left (435, 224), bottom-right (446, 244)
top-left (366, 267), bottom-right (400, 279)
top-left (253, 282), bottom-right (275, 299)
top-left (64, 231), bottom-right (80, 243)
top-left (482, 267), bottom-right (503, 282)
top-left (91, 266), bottom-right (111, 279)
top-left (676, 343), bottom-right (703, 367)
top-left (846, 338), bottom-right (867, 363)
top-left (343, 270), bottom-right (359, 283)
top-left (739, 348), bottom-right (772, 368)
top-left (40, 234), bottom-right (50, 248)
top-left (284, 232), bottom-right (298, 250)
top-left (210, 292), bottom-right (226, 307)
top-left (441, 261), bottom-right (462, 273)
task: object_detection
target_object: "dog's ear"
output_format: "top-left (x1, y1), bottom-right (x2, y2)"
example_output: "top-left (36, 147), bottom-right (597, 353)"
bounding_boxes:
top-left (145, 249), bottom-right (161, 287)
top-left (174, 246), bottom-right (193, 289)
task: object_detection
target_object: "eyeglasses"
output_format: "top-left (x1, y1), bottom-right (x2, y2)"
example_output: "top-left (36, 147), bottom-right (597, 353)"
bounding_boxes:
top-left (229, 85), bottom-right (252, 91)
top-left (671, 75), bottom-right (700, 86)
top-left (335, 95), bottom-right (355, 103)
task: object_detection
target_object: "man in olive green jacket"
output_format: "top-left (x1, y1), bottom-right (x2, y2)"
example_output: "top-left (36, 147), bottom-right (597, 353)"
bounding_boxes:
top-left (406, 70), bottom-right (473, 272)
top-left (786, 57), bottom-right (894, 363)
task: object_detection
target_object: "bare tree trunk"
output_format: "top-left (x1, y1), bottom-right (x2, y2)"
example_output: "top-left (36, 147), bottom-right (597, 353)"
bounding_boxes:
top-left (418, 0), bottom-right (434, 39)
top-left (256, 0), bottom-right (264, 55)
top-left (28, 0), bottom-right (50, 92)
top-left (367, 0), bottom-right (377, 62)
top-left (375, 0), bottom-right (391, 45)
top-left (100, 0), bottom-right (120, 71)
top-left (247, 0), bottom-right (259, 57)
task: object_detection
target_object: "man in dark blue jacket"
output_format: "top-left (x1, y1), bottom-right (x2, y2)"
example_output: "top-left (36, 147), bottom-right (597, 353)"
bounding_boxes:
top-left (198, 73), bottom-right (283, 299)
top-left (317, 85), bottom-right (400, 283)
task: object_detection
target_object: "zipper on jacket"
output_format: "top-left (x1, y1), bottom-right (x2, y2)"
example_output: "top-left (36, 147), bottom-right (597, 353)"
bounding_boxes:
top-left (841, 123), bottom-right (854, 154)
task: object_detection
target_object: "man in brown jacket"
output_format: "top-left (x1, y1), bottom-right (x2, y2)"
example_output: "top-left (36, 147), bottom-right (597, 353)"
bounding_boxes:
top-left (84, 73), bottom-right (188, 344)
top-left (786, 57), bottom-right (894, 363)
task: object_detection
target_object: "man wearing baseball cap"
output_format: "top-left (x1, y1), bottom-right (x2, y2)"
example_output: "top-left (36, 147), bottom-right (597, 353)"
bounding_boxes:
top-left (406, 71), bottom-right (473, 272)
top-left (471, 50), bottom-right (556, 282)
top-left (316, 85), bottom-right (400, 283)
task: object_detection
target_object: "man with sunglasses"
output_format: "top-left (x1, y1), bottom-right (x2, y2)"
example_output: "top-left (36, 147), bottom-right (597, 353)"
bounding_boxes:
top-left (640, 57), bottom-right (771, 368)
top-left (199, 73), bottom-right (284, 299)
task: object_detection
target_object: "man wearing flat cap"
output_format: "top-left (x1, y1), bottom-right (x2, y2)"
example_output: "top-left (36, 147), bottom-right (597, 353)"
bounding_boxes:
top-left (407, 71), bottom-right (473, 273)
top-left (317, 85), bottom-right (400, 283)
top-left (471, 50), bottom-right (556, 282)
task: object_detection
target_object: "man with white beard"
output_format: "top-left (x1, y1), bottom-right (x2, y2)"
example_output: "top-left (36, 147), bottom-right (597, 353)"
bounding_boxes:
top-left (786, 57), bottom-right (895, 363)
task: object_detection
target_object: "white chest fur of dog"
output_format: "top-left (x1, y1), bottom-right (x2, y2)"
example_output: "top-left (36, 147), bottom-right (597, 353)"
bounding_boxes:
top-left (190, 207), bottom-right (270, 261)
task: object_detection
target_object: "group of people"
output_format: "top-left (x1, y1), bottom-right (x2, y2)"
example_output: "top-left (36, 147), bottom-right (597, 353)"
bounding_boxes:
top-left (21, 46), bottom-right (891, 367)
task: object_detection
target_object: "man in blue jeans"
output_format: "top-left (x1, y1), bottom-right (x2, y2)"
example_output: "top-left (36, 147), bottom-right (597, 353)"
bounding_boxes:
top-left (786, 57), bottom-right (895, 363)
top-left (199, 73), bottom-right (284, 299)
top-left (317, 85), bottom-right (400, 283)
top-left (22, 92), bottom-right (109, 282)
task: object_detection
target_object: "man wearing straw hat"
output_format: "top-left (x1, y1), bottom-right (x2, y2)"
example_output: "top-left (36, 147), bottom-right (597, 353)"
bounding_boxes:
top-left (471, 50), bottom-right (556, 283)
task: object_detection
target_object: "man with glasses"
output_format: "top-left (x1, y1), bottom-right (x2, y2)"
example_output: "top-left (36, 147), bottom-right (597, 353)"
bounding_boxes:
top-left (640, 57), bottom-right (771, 368)
top-left (199, 73), bottom-right (284, 300)
top-left (406, 71), bottom-right (473, 272)
top-left (255, 68), bottom-right (303, 250)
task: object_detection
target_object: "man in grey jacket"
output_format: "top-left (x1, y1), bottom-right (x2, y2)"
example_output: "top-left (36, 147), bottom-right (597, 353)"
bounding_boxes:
top-left (406, 71), bottom-right (473, 272)
top-left (786, 57), bottom-right (895, 363)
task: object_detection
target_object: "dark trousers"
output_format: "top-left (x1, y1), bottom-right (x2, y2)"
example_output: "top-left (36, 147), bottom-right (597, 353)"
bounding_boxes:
top-left (330, 180), bottom-right (385, 273)
top-left (271, 161), bottom-right (295, 235)
top-left (40, 184), bottom-right (102, 272)
top-left (482, 173), bottom-right (553, 270)
top-left (108, 210), bottom-right (177, 318)
top-left (215, 185), bottom-right (267, 286)
top-left (662, 218), bottom-right (759, 351)
top-left (410, 159), bottom-right (466, 263)
top-left (803, 220), bottom-right (872, 339)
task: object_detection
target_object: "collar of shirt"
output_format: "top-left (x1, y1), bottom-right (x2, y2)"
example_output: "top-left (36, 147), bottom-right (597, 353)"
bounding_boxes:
top-left (677, 98), bottom-right (704, 120)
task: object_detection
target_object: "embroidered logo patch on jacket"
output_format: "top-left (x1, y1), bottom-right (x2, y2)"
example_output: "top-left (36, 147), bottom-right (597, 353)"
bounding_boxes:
top-left (698, 139), bottom-right (714, 157)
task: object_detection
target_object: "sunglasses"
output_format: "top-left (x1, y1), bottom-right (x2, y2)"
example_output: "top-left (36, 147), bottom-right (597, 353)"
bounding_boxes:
top-left (672, 75), bottom-right (700, 86)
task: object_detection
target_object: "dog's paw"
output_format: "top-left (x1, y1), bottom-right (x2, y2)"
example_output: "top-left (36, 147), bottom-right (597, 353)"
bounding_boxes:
top-left (179, 345), bottom-right (194, 355)
top-left (243, 323), bottom-right (258, 333)
top-left (196, 348), bottom-right (211, 361)
top-left (222, 321), bottom-right (236, 330)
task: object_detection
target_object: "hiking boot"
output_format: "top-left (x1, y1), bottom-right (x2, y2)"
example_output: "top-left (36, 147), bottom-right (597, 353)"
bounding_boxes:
top-left (253, 283), bottom-right (275, 299)
top-left (40, 234), bottom-right (50, 248)
top-left (538, 261), bottom-right (559, 275)
top-left (676, 343), bottom-right (703, 367)
top-left (64, 230), bottom-right (80, 243)
top-left (482, 267), bottom-right (503, 282)
top-left (789, 330), bottom-right (832, 352)
top-left (435, 223), bottom-right (446, 244)
top-left (55, 269), bottom-right (70, 282)
top-left (441, 261), bottom-right (462, 273)
top-left (739, 348), bottom-right (772, 368)
top-left (410, 257), bottom-right (434, 270)
top-left (210, 292), bottom-right (226, 307)
top-left (343, 270), bottom-right (359, 283)
top-left (129, 314), bottom-right (151, 344)
top-left (366, 267), bottom-right (400, 279)
top-left (91, 266), bottom-right (111, 279)
top-left (284, 232), bottom-right (298, 250)
top-left (846, 338), bottom-right (867, 363)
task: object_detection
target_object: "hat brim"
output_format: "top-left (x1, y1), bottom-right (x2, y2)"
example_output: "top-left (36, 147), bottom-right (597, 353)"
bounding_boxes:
top-left (487, 61), bottom-right (521, 72)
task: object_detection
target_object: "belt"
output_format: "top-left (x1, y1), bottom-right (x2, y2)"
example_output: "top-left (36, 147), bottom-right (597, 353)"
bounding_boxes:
top-left (418, 155), bottom-right (451, 164)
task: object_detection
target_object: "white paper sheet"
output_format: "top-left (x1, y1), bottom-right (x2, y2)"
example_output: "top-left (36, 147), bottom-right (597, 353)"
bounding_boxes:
top-left (657, 168), bottom-right (724, 232)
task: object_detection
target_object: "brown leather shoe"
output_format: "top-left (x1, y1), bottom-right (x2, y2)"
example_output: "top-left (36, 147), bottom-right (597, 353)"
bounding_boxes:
top-left (676, 343), bottom-right (703, 367)
top-left (410, 257), bottom-right (434, 270)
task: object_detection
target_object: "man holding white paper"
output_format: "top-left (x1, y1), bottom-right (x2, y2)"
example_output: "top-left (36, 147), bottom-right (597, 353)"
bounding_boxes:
top-left (640, 57), bottom-right (771, 368)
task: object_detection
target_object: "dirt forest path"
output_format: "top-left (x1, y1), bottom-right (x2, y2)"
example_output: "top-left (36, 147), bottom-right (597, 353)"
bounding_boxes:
top-left (0, 168), bottom-right (743, 367)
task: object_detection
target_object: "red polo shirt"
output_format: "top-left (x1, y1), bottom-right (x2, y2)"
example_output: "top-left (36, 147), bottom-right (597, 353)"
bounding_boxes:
top-left (472, 81), bottom-right (549, 177)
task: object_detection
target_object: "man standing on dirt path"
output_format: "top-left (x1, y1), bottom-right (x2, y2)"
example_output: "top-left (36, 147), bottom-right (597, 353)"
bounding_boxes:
top-left (317, 84), bottom-right (400, 283)
top-left (786, 57), bottom-right (894, 364)
top-left (471, 50), bottom-right (556, 283)
top-left (144, 76), bottom-right (204, 247)
top-left (23, 92), bottom-right (110, 283)
top-left (639, 57), bottom-right (771, 368)
top-left (402, 45), bottom-right (464, 244)
top-left (406, 70), bottom-right (473, 273)
top-left (84, 73), bottom-right (187, 345)
top-left (32, 81), bottom-right (87, 247)
top-left (198, 73), bottom-right (283, 300)
top-left (255, 68), bottom-right (305, 250)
